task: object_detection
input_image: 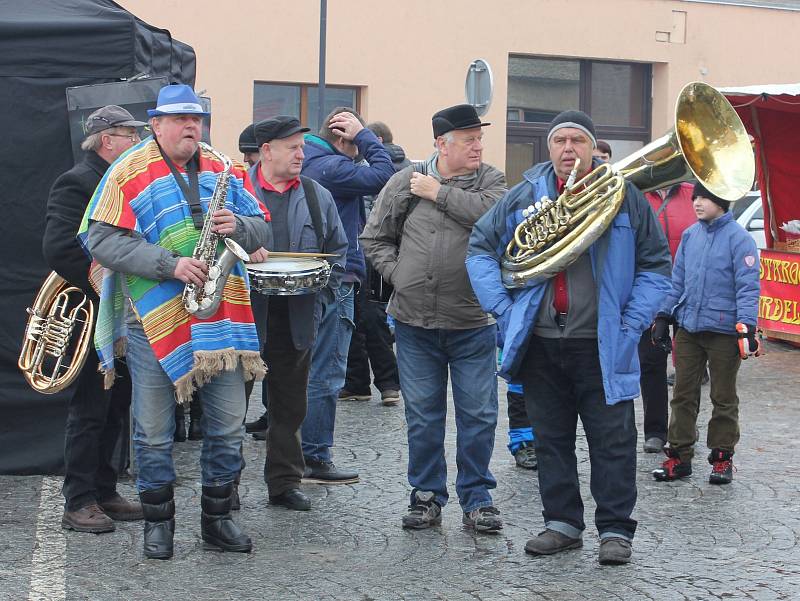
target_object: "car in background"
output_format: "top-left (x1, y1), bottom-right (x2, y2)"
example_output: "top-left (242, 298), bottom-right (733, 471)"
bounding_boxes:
top-left (731, 190), bottom-right (761, 221)
top-left (735, 192), bottom-right (766, 249)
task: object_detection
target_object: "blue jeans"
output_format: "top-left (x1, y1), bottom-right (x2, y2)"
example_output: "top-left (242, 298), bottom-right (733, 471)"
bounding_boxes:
top-left (520, 336), bottom-right (638, 541)
top-left (126, 324), bottom-right (247, 492)
top-left (395, 322), bottom-right (498, 513)
top-left (302, 282), bottom-right (355, 462)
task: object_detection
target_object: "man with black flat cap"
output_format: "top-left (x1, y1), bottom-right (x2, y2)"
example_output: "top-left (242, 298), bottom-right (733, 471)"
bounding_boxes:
top-left (239, 123), bottom-right (260, 167)
top-left (361, 103), bottom-right (506, 533)
top-left (247, 115), bottom-right (348, 511)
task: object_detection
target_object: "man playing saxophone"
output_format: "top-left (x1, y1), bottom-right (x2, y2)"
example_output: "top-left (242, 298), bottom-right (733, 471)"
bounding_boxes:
top-left (80, 84), bottom-right (270, 560)
top-left (467, 110), bottom-right (671, 565)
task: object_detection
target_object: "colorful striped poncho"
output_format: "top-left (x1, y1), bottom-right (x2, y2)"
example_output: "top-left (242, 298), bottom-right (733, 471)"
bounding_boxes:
top-left (78, 138), bottom-right (267, 402)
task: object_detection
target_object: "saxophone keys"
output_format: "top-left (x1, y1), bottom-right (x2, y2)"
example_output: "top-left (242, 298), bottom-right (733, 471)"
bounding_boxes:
top-left (204, 279), bottom-right (217, 295)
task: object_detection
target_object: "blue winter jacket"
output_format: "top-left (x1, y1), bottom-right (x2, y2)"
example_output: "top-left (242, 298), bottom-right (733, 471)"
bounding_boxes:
top-left (467, 161), bottom-right (672, 404)
top-left (302, 129), bottom-right (395, 282)
top-left (660, 211), bottom-right (759, 333)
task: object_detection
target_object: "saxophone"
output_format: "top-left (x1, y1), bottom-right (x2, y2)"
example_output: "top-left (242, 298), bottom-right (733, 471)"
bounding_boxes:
top-left (181, 143), bottom-right (250, 319)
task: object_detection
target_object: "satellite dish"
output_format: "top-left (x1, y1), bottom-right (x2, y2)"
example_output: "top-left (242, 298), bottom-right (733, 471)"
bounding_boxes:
top-left (465, 59), bottom-right (493, 117)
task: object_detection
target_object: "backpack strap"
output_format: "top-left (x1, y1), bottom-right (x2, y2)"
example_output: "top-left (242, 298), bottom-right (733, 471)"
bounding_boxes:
top-left (395, 162), bottom-right (427, 244)
top-left (300, 175), bottom-right (325, 251)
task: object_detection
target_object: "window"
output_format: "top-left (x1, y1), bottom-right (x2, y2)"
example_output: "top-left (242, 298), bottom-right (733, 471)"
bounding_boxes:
top-left (253, 82), bottom-right (360, 132)
top-left (505, 56), bottom-right (652, 186)
top-left (507, 57), bottom-right (580, 124)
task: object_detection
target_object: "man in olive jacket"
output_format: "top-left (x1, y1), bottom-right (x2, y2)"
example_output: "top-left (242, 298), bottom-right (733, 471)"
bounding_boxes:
top-left (360, 104), bottom-right (506, 533)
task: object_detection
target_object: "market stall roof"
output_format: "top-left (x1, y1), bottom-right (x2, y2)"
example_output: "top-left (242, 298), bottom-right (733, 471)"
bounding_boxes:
top-left (720, 83), bottom-right (800, 247)
top-left (720, 83), bottom-right (800, 96)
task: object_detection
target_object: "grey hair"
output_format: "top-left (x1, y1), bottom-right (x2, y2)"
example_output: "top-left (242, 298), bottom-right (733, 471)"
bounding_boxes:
top-left (433, 131), bottom-right (455, 148)
top-left (80, 126), bottom-right (129, 152)
top-left (80, 131), bottom-right (104, 152)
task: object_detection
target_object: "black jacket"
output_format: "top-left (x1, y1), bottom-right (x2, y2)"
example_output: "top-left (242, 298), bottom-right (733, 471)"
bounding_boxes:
top-left (43, 151), bottom-right (109, 301)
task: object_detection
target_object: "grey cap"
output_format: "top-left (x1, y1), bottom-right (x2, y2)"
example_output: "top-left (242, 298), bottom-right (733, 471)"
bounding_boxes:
top-left (85, 105), bottom-right (146, 136)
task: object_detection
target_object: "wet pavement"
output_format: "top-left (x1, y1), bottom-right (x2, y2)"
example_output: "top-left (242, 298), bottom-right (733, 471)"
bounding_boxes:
top-left (1, 339), bottom-right (799, 601)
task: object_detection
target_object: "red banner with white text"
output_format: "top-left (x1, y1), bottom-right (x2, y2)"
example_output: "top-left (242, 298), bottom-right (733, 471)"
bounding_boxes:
top-left (759, 249), bottom-right (800, 334)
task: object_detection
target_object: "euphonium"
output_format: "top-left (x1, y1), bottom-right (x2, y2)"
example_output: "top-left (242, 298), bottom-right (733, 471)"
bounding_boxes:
top-left (18, 271), bottom-right (94, 394)
top-left (182, 143), bottom-right (250, 319)
top-left (502, 81), bottom-right (756, 288)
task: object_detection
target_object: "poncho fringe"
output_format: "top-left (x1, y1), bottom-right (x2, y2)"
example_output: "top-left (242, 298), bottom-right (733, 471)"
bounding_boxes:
top-left (102, 345), bottom-right (266, 405)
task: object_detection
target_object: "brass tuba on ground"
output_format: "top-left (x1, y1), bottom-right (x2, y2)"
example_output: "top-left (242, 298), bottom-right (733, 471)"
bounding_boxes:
top-left (502, 81), bottom-right (756, 288)
top-left (18, 271), bottom-right (94, 394)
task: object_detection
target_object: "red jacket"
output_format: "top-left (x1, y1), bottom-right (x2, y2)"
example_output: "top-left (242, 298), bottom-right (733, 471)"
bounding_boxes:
top-left (645, 182), bottom-right (695, 259)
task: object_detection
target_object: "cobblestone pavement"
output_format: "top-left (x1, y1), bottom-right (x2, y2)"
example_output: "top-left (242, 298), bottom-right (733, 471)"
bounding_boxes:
top-left (1, 340), bottom-right (799, 601)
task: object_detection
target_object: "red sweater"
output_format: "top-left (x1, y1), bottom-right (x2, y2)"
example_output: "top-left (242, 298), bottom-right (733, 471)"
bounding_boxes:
top-left (645, 182), bottom-right (695, 260)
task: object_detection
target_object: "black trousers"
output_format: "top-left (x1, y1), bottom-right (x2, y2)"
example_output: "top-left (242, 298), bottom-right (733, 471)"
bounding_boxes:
top-left (520, 336), bottom-right (638, 539)
top-left (263, 297), bottom-right (311, 496)
top-left (344, 280), bottom-right (399, 395)
top-left (507, 390), bottom-right (529, 430)
top-left (247, 292), bottom-right (269, 413)
top-left (62, 350), bottom-right (131, 511)
top-left (637, 330), bottom-right (669, 440)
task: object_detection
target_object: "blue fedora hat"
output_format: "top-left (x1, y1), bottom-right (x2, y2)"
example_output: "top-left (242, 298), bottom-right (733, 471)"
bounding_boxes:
top-left (147, 83), bottom-right (210, 118)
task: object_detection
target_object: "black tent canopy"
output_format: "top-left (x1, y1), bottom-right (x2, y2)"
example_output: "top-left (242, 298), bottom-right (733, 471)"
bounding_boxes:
top-left (0, 0), bottom-right (196, 474)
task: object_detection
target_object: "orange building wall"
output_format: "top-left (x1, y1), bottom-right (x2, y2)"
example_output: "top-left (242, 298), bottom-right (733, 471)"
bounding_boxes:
top-left (119, 0), bottom-right (800, 169)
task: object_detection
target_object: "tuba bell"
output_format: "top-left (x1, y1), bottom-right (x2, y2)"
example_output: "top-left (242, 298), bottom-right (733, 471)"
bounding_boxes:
top-left (18, 271), bottom-right (94, 394)
top-left (502, 81), bottom-right (756, 288)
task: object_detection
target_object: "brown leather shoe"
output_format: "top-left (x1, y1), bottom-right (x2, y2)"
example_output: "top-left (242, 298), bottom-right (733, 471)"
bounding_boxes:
top-left (62, 504), bottom-right (115, 533)
top-left (99, 494), bottom-right (144, 521)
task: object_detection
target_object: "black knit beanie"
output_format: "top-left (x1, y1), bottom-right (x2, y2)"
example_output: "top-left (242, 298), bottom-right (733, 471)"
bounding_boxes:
top-left (547, 110), bottom-right (597, 148)
top-left (692, 182), bottom-right (730, 212)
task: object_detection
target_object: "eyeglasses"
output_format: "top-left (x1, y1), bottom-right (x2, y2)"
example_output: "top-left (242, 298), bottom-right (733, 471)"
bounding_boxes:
top-left (106, 133), bottom-right (140, 143)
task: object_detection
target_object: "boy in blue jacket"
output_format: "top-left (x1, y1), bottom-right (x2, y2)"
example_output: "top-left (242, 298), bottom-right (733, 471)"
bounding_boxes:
top-left (652, 183), bottom-right (760, 485)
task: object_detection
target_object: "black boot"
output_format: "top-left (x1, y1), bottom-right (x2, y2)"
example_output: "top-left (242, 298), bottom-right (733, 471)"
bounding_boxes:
top-left (188, 396), bottom-right (203, 441)
top-left (201, 483), bottom-right (252, 553)
top-left (140, 485), bottom-right (175, 560)
top-left (173, 407), bottom-right (186, 442)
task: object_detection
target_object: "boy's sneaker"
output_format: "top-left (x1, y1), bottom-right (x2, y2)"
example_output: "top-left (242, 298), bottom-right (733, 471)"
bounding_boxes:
top-left (708, 449), bottom-right (734, 485)
top-left (401, 491), bottom-right (442, 529)
top-left (652, 448), bottom-right (692, 481)
top-left (513, 442), bottom-right (538, 470)
top-left (463, 506), bottom-right (503, 533)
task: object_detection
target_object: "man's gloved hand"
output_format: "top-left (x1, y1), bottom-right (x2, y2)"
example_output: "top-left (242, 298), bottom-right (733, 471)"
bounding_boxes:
top-left (650, 315), bottom-right (672, 353)
top-left (736, 323), bottom-right (762, 359)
